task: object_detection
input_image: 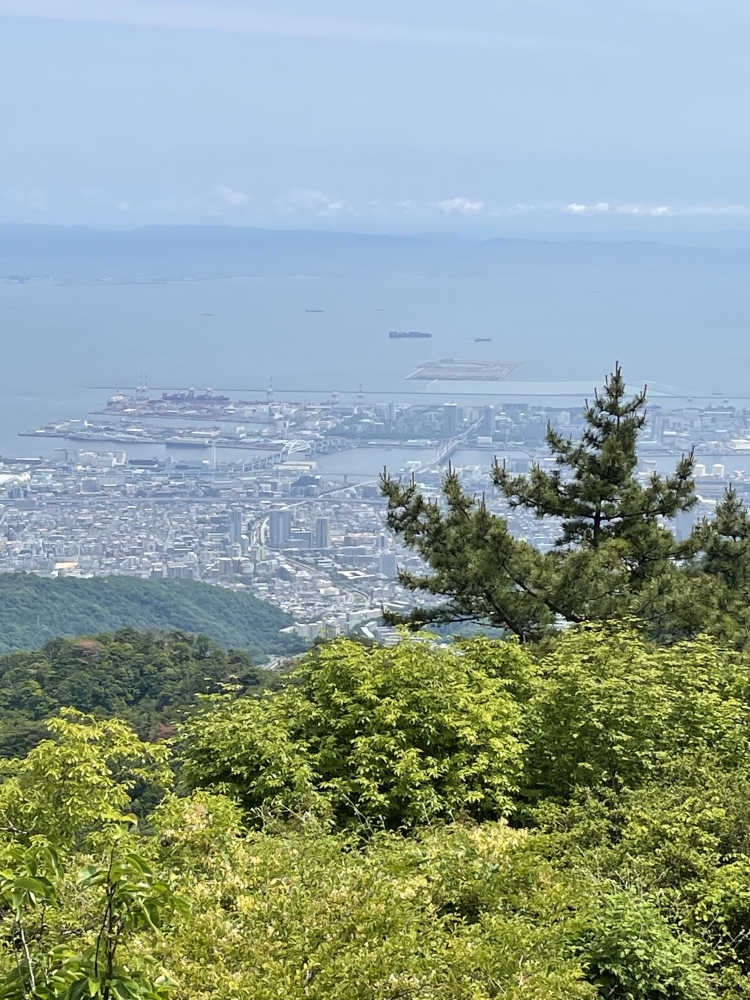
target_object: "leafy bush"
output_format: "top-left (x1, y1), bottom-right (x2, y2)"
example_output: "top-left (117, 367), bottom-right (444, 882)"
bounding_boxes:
top-left (574, 891), bottom-right (710, 1000)
top-left (524, 625), bottom-right (749, 799)
top-left (150, 803), bottom-right (597, 1000)
top-left (181, 635), bottom-right (527, 828)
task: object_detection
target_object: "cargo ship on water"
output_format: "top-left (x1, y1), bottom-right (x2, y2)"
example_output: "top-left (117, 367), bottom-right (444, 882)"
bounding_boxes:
top-left (389, 330), bottom-right (431, 339)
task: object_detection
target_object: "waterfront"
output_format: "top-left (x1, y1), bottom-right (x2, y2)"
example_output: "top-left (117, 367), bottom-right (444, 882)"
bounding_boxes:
top-left (6, 246), bottom-right (750, 462)
top-left (4, 342), bottom-right (750, 655)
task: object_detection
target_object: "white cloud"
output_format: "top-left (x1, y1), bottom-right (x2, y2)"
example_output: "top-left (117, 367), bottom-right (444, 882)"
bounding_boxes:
top-left (614, 204), bottom-right (669, 216)
top-left (274, 188), bottom-right (344, 216)
top-left (215, 185), bottom-right (248, 207)
top-left (439, 197), bottom-right (483, 215)
top-left (480, 200), bottom-right (750, 220)
top-left (496, 203), bottom-right (537, 216)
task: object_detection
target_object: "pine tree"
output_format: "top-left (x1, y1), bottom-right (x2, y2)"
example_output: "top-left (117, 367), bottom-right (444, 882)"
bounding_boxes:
top-left (381, 365), bottom-right (698, 640)
top-left (689, 486), bottom-right (750, 591)
top-left (492, 364), bottom-right (696, 582)
top-left (380, 466), bottom-right (557, 642)
top-left (668, 486), bottom-right (750, 646)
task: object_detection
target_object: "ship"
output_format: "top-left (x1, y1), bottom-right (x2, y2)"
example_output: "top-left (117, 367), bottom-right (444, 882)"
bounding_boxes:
top-left (474, 337), bottom-right (492, 342)
top-left (161, 388), bottom-right (230, 404)
top-left (389, 330), bottom-right (432, 339)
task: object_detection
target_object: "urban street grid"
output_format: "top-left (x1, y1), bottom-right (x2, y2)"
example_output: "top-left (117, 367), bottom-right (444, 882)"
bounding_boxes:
top-left (3, 388), bottom-right (749, 654)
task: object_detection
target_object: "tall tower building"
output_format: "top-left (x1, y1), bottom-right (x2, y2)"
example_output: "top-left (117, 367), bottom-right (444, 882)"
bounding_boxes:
top-left (481, 405), bottom-right (495, 438)
top-left (442, 402), bottom-right (458, 438)
top-left (378, 551), bottom-right (398, 578)
top-left (269, 509), bottom-right (292, 549)
top-left (228, 509), bottom-right (243, 545)
top-left (315, 516), bottom-right (331, 549)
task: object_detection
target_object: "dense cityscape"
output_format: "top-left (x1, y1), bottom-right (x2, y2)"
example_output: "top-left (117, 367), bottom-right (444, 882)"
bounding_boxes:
top-left (23, 382), bottom-right (750, 456)
top-left (0, 387), bottom-right (746, 653)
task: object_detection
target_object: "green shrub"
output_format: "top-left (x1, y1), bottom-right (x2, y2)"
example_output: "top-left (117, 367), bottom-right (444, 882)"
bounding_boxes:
top-left (182, 635), bottom-right (526, 828)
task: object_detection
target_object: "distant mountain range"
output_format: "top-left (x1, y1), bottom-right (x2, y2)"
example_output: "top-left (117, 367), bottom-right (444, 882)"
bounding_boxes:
top-left (3, 223), bottom-right (750, 283)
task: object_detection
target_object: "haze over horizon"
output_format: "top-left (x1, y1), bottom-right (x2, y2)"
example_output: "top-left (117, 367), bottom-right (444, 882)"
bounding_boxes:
top-left (3, 1), bottom-right (750, 428)
top-left (3, 1), bottom-right (750, 236)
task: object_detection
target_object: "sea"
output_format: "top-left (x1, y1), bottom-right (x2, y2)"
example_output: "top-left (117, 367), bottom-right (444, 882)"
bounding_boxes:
top-left (5, 228), bottom-right (750, 476)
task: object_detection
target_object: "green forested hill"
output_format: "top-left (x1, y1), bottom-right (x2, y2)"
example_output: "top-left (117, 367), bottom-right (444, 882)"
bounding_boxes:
top-left (0, 627), bottom-right (286, 756)
top-left (0, 573), bottom-right (305, 657)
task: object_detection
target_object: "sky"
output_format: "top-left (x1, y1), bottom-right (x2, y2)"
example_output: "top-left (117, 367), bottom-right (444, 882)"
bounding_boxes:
top-left (2, 0), bottom-right (750, 235)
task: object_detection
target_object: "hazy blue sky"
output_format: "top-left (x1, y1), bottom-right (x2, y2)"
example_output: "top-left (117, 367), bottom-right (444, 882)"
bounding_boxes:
top-left (2, 0), bottom-right (750, 234)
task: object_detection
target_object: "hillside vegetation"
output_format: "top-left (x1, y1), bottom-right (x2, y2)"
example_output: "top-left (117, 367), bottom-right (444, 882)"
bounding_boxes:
top-left (0, 627), bottom-right (284, 757)
top-left (0, 573), bottom-right (304, 657)
top-left (3, 627), bottom-right (750, 998)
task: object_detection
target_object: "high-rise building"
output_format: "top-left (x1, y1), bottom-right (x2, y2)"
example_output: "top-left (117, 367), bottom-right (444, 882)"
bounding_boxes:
top-left (269, 509), bottom-right (292, 549)
top-left (228, 509), bottom-right (243, 545)
top-left (442, 402), bottom-right (458, 438)
top-left (378, 551), bottom-right (398, 578)
top-left (481, 405), bottom-right (495, 438)
top-left (315, 516), bottom-right (331, 549)
top-left (674, 508), bottom-right (698, 542)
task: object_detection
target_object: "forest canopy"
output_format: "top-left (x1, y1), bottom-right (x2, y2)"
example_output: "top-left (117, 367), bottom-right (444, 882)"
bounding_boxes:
top-left (1, 627), bottom-right (750, 998)
top-left (0, 628), bottom-right (283, 757)
top-left (0, 573), bottom-right (304, 656)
